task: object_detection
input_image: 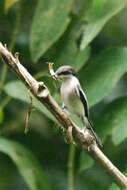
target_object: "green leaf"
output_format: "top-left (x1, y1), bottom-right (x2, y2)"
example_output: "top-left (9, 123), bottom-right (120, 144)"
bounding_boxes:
top-left (42, 18), bottom-right (91, 73)
top-left (0, 109), bottom-right (4, 124)
top-left (80, 0), bottom-right (126, 50)
top-left (4, 0), bottom-right (19, 13)
top-left (45, 32), bottom-right (91, 72)
top-left (94, 97), bottom-right (127, 145)
top-left (108, 183), bottom-right (120, 190)
top-left (79, 151), bottom-right (94, 172)
top-left (30, 0), bottom-right (73, 63)
top-left (80, 47), bottom-right (127, 107)
top-left (0, 137), bottom-right (52, 190)
top-left (92, 0), bottom-right (106, 16)
top-left (4, 81), bottom-right (56, 122)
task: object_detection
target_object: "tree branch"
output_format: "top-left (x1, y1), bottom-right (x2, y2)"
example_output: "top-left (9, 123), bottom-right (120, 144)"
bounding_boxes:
top-left (0, 42), bottom-right (127, 190)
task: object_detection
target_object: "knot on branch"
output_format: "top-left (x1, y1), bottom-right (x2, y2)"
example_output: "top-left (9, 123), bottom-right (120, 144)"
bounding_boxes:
top-left (73, 126), bottom-right (95, 151)
top-left (36, 82), bottom-right (49, 98)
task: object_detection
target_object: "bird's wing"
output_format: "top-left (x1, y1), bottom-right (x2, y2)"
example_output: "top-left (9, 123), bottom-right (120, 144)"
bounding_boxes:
top-left (77, 85), bottom-right (102, 147)
top-left (77, 85), bottom-right (89, 118)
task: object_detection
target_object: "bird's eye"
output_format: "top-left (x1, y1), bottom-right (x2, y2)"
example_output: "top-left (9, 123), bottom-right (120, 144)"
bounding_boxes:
top-left (62, 71), bottom-right (70, 75)
top-left (58, 71), bottom-right (70, 76)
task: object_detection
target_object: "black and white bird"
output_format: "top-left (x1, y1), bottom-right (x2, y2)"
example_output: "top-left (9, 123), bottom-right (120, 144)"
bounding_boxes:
top-left (55, 65), bottom-right (102, 147)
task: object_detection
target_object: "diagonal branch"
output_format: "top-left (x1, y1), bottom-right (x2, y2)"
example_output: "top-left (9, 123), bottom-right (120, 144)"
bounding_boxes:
top-left (0, 42), bottom-right (127, 190)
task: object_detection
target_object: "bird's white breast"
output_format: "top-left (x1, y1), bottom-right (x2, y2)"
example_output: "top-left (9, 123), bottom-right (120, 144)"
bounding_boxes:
top-left (60, 76), bottom-right (84, 117)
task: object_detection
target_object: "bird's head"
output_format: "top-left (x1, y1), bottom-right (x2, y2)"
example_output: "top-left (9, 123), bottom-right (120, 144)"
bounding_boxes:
top-left (55, 65), bottom-right (76, 81)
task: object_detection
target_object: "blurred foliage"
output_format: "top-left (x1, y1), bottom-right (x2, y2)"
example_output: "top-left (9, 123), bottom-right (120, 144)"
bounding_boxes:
top-left (0, 0), bottom-right (127, 190)
top-left (0, 109), bottom-right (4, 124)
top-left (0, 137), bottom-right (52, 190)
top-left (4, 0), bottom-right (19, 13)
top-left (30, 0), bottom-right (73, 62)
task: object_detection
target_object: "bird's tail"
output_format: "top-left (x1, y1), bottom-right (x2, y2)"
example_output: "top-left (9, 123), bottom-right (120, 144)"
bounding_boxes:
top-left (83, 117), bottom-right (102, 147)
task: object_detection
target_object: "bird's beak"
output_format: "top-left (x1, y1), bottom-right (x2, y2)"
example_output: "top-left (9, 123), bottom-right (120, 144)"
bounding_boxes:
top-left (52, 73), bottom-right (58, 80)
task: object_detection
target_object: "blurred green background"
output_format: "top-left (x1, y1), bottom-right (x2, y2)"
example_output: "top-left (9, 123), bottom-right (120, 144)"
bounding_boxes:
top-left (0, 0), bottom-right (127, 190)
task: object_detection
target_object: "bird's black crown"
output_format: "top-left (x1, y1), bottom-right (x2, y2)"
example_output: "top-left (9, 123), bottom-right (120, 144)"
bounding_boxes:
top-left (55, 65), bottom-right (76, 76)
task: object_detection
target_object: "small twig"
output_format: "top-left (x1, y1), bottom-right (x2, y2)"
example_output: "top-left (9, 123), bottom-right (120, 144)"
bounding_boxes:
top-left (25, 90), bottom-right (33, 134)
top-left (0, 42), bottom-right (127, 190)
top-left (0, 56), bottom-right (8, 94)
top-left (68, 145), bottom-right (76, 190)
